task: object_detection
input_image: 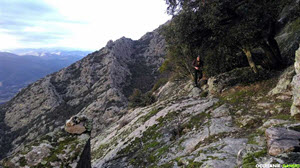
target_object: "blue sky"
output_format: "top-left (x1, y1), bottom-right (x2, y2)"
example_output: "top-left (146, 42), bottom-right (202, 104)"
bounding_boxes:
top-left (0, 0), bottom-right (171, 50)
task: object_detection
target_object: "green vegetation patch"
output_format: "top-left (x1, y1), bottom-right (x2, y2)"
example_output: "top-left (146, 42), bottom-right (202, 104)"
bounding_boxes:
top-left (41, 136), bottom-right (79, 165)
top-left (143, 107), bottom-right (163, 123)
top-left (92, 143), bottom-right (110, 159)
top-left (128, 89), bottom-right (156, 108)
top-left (117, 110), bottom-right (180, 167)
top-left (184, 112), bottom-right (210, 130)
top-left (19, 157), bottom-right (27, 167)
top-left (286, 18), bottom-right (300, 33)
top-left (242, 149), bottom-right (267, 168)
top-left (186, 160), bottom-right (203, 168)
top-left (152, 78), bottom-right (168, 92)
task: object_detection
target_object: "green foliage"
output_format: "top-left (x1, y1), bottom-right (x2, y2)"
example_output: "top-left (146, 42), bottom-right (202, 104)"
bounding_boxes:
top-left (159, 59), bottom-right (171, 73)
top-left (128, 89), bottom-right (155, 108)
top-left (152, 78), bottom-right (168, 92)
top-left (143, 108), bottom-right (161, 122)
top-left (184, 112), bottom-right (210, 130)
top-left (19, 157), bottom-right (27, 167)
top-left (117, 124), bottom-right (163, 166)
top-left (242, 149), bottom-right (267, 168)
top-left (203, 46), bottom-right (248, 76)
top-left (159, 162), bottom-right (173, 168)
top-left (162, 0), bottom-right (290, 78)
top-left (287, 18), bottom-right (300, 33)
top-left (200, 91), bottom-right (208, 98)
top-left (187, 161), bottom-right (203, 168)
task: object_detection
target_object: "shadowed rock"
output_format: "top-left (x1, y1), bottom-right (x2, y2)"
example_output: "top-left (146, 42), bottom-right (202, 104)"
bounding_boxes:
top-left (265, 127), bottom-right (300, 156)
top-left (208, 66), bottom-right (270, 95)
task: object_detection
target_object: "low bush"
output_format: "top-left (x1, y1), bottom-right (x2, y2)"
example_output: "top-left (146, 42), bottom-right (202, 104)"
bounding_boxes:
top-left (129, 89), bottom-right (156, 108)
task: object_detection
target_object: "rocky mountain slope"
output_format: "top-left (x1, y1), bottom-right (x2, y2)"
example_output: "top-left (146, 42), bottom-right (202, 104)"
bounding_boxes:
top-left (0, 28), bottom-right (166, 159)
top-left (90, 63), bottom-right (300, 167)
top-left (2, 60), bottom-right (300, 168)
top-left (0, 2), bottom-right (299, 167)
top-left (1, 115), bottom-right (92, 168)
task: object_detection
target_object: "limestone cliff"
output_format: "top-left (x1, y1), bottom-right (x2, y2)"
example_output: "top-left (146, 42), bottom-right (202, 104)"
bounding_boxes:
top-left (291, 45), bottom-right (300, 118)
top-left (0, 28), bottom-right (166, 159)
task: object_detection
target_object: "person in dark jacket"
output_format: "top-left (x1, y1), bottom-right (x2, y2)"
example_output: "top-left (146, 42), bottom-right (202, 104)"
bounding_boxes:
top-left (193, 55), bottom-right (203, 86)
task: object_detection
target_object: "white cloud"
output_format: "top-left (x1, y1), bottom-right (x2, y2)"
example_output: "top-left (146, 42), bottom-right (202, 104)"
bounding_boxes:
top-left (0, 29), bottom-right (23, 49)
top-left (0, 0), bottom-right (171, 50)
top-left (23, 26), bottom-right (47, 33)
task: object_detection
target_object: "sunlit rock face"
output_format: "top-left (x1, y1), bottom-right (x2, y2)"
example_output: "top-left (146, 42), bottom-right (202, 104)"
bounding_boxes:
top-left (291, 45), bottom-right (300, 118)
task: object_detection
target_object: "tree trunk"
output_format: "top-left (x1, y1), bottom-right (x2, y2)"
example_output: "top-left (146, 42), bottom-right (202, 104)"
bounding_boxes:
top-left (184, 61), bottom-right (194, 79)
top-left (267, 37), bottom-right (283, 68)
top-left (261, 40), bottom-right (282, 70)
top-left (242, 48), bottom-right (258, 73)
top-left (261, 41), bottom-right (277, 69)
top-left (263, 20), bottom-right (284, 69)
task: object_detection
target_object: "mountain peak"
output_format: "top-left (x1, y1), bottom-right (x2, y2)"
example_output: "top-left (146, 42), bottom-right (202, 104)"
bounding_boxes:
top-left (0, 28), bottom-right (166, 159)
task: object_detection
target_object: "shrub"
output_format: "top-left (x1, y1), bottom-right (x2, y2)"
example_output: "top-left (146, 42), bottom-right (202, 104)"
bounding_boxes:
top-left (128, 89), bottom-right (143, 108)
top-left (151, 78), bottom-right (168, 92)
top-left (129, 89), bottom-right (156, 108)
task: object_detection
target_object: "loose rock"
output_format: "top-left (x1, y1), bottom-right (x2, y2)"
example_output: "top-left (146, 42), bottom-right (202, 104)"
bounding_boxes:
top-left (265, 127), bottom-right (300, 156)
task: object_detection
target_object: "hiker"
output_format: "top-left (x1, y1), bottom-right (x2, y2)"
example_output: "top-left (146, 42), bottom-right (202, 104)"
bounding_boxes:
top-left (192, 55), bottom-right (203, 86)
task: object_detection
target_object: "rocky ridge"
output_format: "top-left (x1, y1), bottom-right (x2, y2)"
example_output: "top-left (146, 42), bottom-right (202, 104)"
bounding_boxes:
top-left (1, 39), bottom-right (300, 168)
top-left (90, 46), bottom-right (300, 167)
top-left (0, 2), bottom-right (299, 166)
top-left (90, 70), bottom-right (300, 167)
top-left (0, 28), bottom-right (166, 159)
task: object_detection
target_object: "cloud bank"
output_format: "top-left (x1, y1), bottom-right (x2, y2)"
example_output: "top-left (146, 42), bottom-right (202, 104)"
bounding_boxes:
top-left (0, 0), bottom-right (171, 50)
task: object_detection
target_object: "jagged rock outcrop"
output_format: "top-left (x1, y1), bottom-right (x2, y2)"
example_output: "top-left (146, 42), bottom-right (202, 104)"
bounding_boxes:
top-left (91, 80), bottom-right (244, 167)
top-left (276, 0), bottom-right (300, 64)
top-left (0, 28), bottom-right (166, 159)
top-left (0, 2), bottom-right (298, 166)
top-left (291, 45), bottom-right (300, 118)
top-left (207, 66), bottom-right (270, 95)
top-left (265, 127), bottom-right (300, 156)
top-left (88, 63), bottom-right (300, 167)
top-left (268, 65), bottom-right (295, 97)
top-left (0, 115), bottom-right (92, 168)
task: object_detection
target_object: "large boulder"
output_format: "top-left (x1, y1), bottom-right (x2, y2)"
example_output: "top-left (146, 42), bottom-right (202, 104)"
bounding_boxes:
top-left (65, 115), bottom-right (92, 134)
top-left (208, 66), bottom-right (270, 95)
top-left (265, 127), bottom-right (300, 156)
top-left (268, 65), bottom-right (295, 96)
top-left (291, 45), bottom-right (300, 118)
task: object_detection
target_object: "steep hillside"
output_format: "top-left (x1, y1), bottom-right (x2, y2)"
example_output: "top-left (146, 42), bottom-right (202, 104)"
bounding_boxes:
top-left (0, 28), bottom-right (166, 159)
top-left (91, 65), bottom-right (299, 167)
top-left (0, 1), bottom-right (299, 166)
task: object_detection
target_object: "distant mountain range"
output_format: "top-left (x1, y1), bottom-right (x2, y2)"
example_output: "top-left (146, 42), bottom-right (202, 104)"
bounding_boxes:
top-left (0, 49), bottom-right (91, 103)
top-left (9, 48), bottom-right (90, 58)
